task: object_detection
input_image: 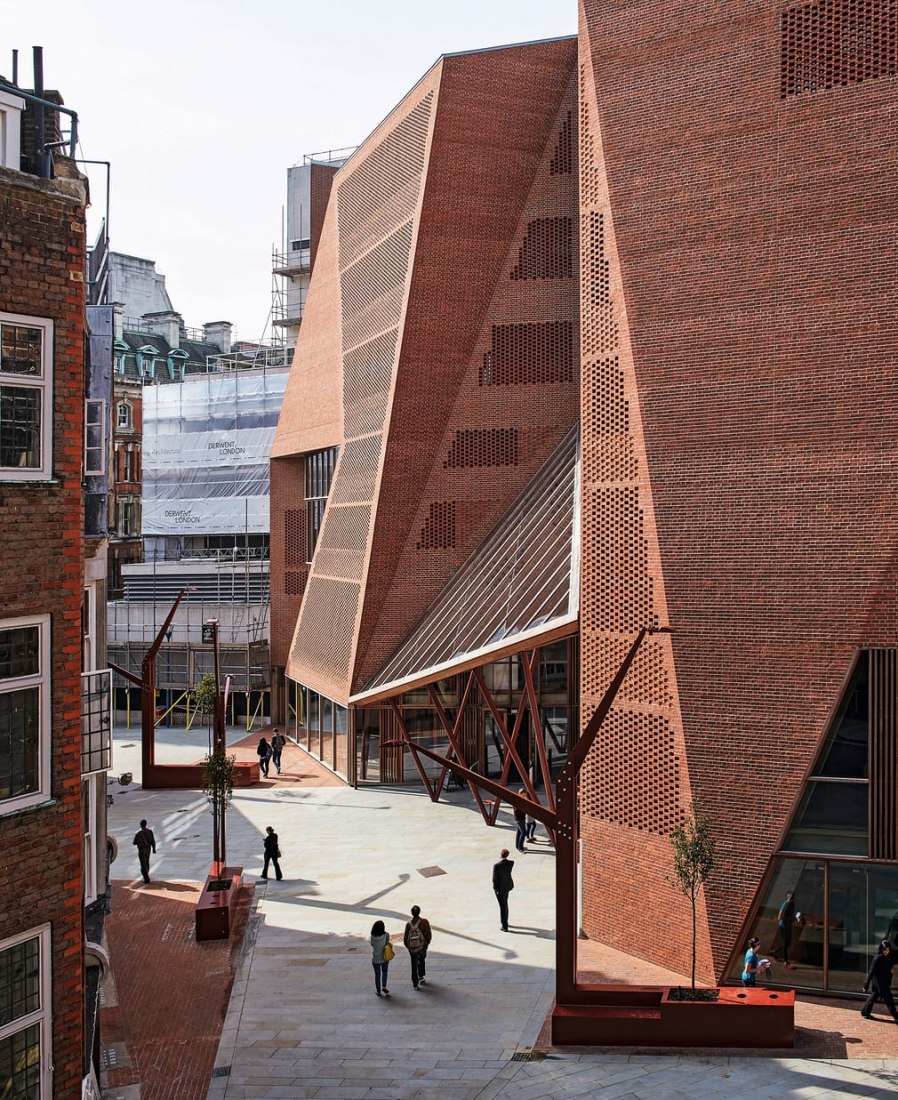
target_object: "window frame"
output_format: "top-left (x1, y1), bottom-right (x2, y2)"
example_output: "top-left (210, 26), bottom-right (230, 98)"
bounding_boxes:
top-left (84, 398), bottom-right (106, 476)
top-left (0, 924), bottom-right (52, 1100)
top-left (0, 614), bottom-right (51, 815)
top-left (116, 400), bottom-right (132, 430)
top-left (0, 312), bottom-right (53, 480)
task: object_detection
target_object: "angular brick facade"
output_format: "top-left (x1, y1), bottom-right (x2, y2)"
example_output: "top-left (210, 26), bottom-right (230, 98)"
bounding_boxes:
top-left (271, 6), bottom-right (897, 991)
top-left (578, 0), bottom-right (898, 982)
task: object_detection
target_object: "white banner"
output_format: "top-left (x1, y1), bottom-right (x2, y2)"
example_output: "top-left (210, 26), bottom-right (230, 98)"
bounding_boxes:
top-left (143, 427), bottom-right (276, 469)
top-left (142, 496), bottom-right (270, 535)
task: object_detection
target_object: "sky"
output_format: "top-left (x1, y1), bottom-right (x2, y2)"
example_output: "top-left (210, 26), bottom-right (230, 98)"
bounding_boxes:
top-left (2, 0), bottom-right (577, 344)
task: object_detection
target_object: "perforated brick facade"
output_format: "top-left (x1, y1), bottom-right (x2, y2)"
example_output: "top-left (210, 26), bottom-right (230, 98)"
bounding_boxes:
top-left (577, 0), bottom-right (898, 983)
top-left (272, 38), bottom-right (580, 702)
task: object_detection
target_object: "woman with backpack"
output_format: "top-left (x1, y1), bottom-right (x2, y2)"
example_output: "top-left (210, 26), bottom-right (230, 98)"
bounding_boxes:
top-left (403, 904), bottom-right (432, 990)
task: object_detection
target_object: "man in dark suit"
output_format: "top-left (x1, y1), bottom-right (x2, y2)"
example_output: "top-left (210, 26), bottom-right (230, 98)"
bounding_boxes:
top-left (133, 819), bottom-right (156, 883)
top-left (493, 848), bottom-right (515, 931)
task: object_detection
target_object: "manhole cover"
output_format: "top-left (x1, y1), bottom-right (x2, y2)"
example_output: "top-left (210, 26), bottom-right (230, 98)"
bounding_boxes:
top-left (417, 865), bottom-right (446, 878)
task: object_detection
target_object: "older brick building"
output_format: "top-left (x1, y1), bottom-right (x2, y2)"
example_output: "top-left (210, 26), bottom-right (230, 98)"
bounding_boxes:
top-left (271, 5), bottom-right (897, 998)
top-left (0, 80), bottom-right (99, 1095)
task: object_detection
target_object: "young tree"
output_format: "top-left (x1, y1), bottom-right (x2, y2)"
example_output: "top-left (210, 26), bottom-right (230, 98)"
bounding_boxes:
top-left (669, 807), bottom-right (715, 990)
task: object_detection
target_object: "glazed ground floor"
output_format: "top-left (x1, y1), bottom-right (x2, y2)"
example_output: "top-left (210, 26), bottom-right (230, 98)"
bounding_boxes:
top-left (280, 642), bottom-right (897, 999)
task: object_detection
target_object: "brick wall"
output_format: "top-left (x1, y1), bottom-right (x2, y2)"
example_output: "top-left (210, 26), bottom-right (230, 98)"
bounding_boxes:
top-left (0, 162), bottom-right (88, 1091)
top-left (578, 0), bottom-right (898, 981)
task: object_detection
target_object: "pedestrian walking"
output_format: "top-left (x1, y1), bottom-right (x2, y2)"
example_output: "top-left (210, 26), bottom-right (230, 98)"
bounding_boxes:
top-left (261, 825), bottom-right (283, 880)
top-left (514, 791), bottom-right (527, 852)
top-left (370, 919), bottom-right (393, 996)
top-left (257, 736), bottom-right (272, 778)
top-left (742, 936), bottom-right (762, 986)
top-left (526, 811), bottom-right (538, 843)
top-left (861, 940), bottom-right (898, 1023)
top-left (270, 728), bottom-right (286, 774)
top-left (403, 904), bottom-right (432, 989)
top-left (132, 819), bottom-right (156, 883)
top-left (493, 848), bottom-right (515, 932)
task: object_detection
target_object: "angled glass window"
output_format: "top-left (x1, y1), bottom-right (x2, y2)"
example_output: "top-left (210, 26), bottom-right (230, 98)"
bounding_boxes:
top-left (814, 651), bottom-right (868, 779)
top-left (784, 781), bottom-right (868, 856)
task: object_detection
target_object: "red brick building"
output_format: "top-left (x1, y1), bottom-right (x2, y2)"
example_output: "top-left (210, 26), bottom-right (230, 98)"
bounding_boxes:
top-left (271, 6), bottom-right (897, 998)
top-left (0, 80), bottom-right (96, 1095)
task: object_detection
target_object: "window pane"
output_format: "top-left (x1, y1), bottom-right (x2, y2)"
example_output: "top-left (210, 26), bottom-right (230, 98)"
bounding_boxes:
top-left (0, 627), bottom-right (39, 680)
top-left (815, 651), bottom-right (869, 779)
top-left (0, 1022), bottom-right (42, 1099)
top-left (733, 857), bottom-right (826, 989)
top-left (784, 781), bottom-right (868, 856)
top-left (0, 385), bottom-right (41, 469)
top-left (0, 936), bottom-right (41, 1026)
top-left (828, 863), bottom-right (898, 993)
top-left (0, 687), bottom-right (40, 801)
top-left (0, 324), bottom-right (42, 377)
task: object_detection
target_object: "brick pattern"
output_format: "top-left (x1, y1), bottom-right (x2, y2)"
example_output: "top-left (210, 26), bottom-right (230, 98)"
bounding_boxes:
top-left (354, 45), bottom-right (581, 687)
top-left (578, 0), bottom-right (898, 985)
top-left (0, 163), bottom-right (88, 1096)
top-left (780, 0), bottom-right (897, 97)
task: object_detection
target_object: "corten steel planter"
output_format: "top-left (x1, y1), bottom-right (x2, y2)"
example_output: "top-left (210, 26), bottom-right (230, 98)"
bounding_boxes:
top-left (195, 864), bottom-right (244, 942)
top-left (552, 985), bottom-right (795, 1047)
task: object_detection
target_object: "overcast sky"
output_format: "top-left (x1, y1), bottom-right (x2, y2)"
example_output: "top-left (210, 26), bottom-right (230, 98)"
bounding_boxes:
top-left (2, 0), bottom-right (576, 343)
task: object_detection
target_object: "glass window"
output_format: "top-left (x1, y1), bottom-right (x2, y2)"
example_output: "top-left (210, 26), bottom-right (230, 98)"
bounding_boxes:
top-left (0, 314), bottom-right (52, 479)
top-left (732, 857), bottom-right (825, 990)
top-left (784, 781), bottom-right (868, 856)
top-left (84, 399), bottom-right (105, 476)
top-left (0, 618), bottom-right (49, 813)
top-left (116, 401), bottom-right (132, 430)
top-left (0, 926), bottom-right (49, 1100)
top-left (827, 863), bottom-right (898, 993)
top-left (304, 446), bottom-right (338, 560)
top-left (539, 641), bottom-right (569, 695)
top-left (814, 651), bottom-right (868, 779)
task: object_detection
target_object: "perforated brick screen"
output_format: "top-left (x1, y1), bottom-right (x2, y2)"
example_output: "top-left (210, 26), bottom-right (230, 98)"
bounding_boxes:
top-left (780, 0), bottom-right (897, 97)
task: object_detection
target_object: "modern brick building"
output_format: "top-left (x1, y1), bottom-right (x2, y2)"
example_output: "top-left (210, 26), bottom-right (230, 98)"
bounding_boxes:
top-left (271, 4), bottom-right (898, 999)
top-left (0, 72), bottom-right (110, 1096)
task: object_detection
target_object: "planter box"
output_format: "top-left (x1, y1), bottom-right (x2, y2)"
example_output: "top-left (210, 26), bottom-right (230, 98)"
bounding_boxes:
top-left (195, 865), bottom-right (243, 942)
top-left (552, 984), bottom-right (794, 1048)
top-left (232, 761), bottom-right (257, 787)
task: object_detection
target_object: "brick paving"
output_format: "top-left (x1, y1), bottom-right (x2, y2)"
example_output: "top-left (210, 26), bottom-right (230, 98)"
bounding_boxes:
top-left (101, 880), bottom-right (251, 1100)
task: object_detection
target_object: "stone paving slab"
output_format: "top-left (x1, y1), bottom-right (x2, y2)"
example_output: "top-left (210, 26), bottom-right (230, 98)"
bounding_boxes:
top-left (104, 729), bottom-right (898, 1099)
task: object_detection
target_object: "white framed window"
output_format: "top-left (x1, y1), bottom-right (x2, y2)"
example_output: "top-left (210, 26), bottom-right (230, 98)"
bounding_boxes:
top-left (0, 925), bottom-right (52, 1099)
top-left (116, 400), bottom-right (131, 430)
top-left (0, 615), bottom-right (51, 814)
top-left (0, 313), bottom-right (53, 479)
top-left (84, 399), bottom-right (105, 476)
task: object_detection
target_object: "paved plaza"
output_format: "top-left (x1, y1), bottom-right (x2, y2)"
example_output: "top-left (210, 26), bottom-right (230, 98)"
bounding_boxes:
top-left (103, 726), bottom-right (897, 1099)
